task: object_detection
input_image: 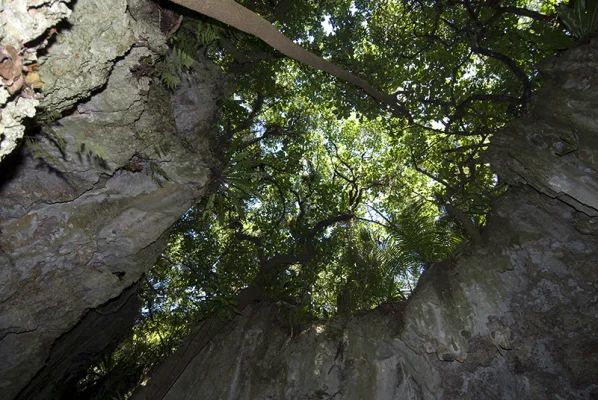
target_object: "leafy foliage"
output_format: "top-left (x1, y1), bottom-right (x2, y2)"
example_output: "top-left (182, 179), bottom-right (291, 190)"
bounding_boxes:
top-left (24, 136), bottom-right (67, 170)
top-left (558, 0), bottom-right (598, 40)
top-left (384, 201), bottom-right (461, 268)
top-left (527, 0), bottom-right (598, 49)
top-left (26, 108), bottom-right (111, 170)
top-left (78, 0), bottom-right (571, 396)
top-left (158, 17), bottom-right (249, 90)
top-left (158, 47), bottom-right (194, 90)
top-left (202, 136), bottom-right (264, 223)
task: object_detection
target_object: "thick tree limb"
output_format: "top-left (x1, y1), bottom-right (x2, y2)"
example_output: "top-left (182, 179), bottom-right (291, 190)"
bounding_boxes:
top-left (170, 0), bottom-right (413, 122)
top-left (225, 93), bottom-right (265, 139)
top-left (219, 37), bottom-right (283, 64)
top-left (309, 214), bottom-right (353, 237)
top-left (239, 124), bottom-right (283, 150)
top-left (471, 45), bottom-right (532, 113)
top-left (261, 176), bottom-right (287, 232)
top-left (236, 232), bottom-right (266, 262)
top-left (441, 7), bottom-right (533, 116)
top-left (442, 202), bottom-right (482, 245)
top-left (493, 6), bottom-right (555, 22)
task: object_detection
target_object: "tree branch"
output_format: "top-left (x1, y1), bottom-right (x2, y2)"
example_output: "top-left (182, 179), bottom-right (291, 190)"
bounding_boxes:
top-left (410, 152), bottom-right (452, 189)
top-left (257, 176), bottom-right (287, 235)
top-left (239, 124), bottom-right (284, 150)
top-left (354, 216), bottom-right (388, 228)
top-left (494, 6), bottom-right (555, 22)
top-left (235, 232), bottom-right (266, 263)
top-left (471, 45), bottom-right (532, 113)
top-left (225, 93), bottom-right (265, 140)
top-left (170, 0), bottom-right (413, 122)
top-left (441, 143), bottom-right (488, 154)
top-left (261, 213), bottom-right (353, 272)
top-left (410, 150), bottom-right (482, 244)
top-left (442, 202), bottom-right (482, 245)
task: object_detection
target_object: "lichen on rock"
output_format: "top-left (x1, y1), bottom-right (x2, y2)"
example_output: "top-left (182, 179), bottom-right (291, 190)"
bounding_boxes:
top-left (0, 93), bottom-right (37, 158)
top-left (39, 0), bottom-right (137, 113)
top-left (0, 0), bottom-right (72, 161)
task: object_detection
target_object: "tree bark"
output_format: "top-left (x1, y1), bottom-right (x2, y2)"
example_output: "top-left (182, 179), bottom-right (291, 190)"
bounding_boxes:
top-left (171, 0), bottom-right (413, 121)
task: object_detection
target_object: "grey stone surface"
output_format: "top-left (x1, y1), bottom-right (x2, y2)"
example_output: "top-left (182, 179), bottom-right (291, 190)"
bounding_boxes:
top-left (489, 40), bottom-right (598, 216)
top-left (157, 187), bottom-right (597, 400)
top-left (0, 0), bottom-right (72, 48)
top-left (39, 0), bottom-right (136, 113)
top-left (0, 0), bottom-right (72, 160)
top-left (0, 1), bottom-right (225, 398)
top-left (15, 283), bottom-right (143, 400)
top-left (0, 4), bottom-right (597, 400)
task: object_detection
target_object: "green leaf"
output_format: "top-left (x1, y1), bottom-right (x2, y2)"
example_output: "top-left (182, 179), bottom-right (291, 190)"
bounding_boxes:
top-left (526, 21), bottom-right (576, 50)
top-left (558, 0), bottom-right (598, 39)
top-left (203, 194), bottom-right (216, 221)
top-left (160, 70), bottom-right (181, 90)
top-left (173, 47), bottom-right (194, 72)
top-left (196, 20), bottom-right (222, 45)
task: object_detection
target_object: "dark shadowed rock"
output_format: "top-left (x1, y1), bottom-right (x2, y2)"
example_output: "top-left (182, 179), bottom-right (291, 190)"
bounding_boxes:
top-left (0, 0), bottom-right (227, 398)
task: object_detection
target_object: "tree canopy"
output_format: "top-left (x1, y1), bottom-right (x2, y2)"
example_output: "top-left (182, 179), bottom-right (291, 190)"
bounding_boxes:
top-left (75, 0), bottom-right (596, 397)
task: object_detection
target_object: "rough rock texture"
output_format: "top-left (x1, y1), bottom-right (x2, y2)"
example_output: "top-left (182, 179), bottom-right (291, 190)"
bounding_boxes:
top-left (0, 0), bottom-right (228, 398)
top-left (0, 0), bottom-right (72, 160)
top-left (0, 95), bottom-right (38, 161)
top-left (489, 42), bottom-right (598, 217)
top-left (0, 0), bottom-right (72, 48)
top-left (136, 42), bottom-right (598, 400)
top-left (15, 283), bottom-right (142, 400)
top-left (39, 0), bottom-right (139, 113)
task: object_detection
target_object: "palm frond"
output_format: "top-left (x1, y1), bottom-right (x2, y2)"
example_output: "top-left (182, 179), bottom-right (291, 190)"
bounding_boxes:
top-left (381, 201), bottom-right (460, 273)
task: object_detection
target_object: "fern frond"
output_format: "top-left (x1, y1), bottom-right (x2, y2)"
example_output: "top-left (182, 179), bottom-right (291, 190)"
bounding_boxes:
top-left (558, 0), bottom-right (598, 40)
top-left (24, 137), bottom-right (67, 170)
top-left (173, 47), bottom-right (194, 73)
top-left (160, 69), bottom-right (180, 90)
top-left (381, 200), bottom-right (461, 273)
top-left (150, 161), bottom-right (170, 185)
top-left (195, 20), bottom-right (222, 45)
top-left (90, 143), bottom-right (109, 161)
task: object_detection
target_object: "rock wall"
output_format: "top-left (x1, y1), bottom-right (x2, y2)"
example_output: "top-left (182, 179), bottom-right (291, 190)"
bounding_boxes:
top-left (15, 283), bottom-right (142, 400)
top-left (0, 1), bottom-right (228, 398)
top-left (136, 41), bottom-right (598, 400)
top-left (0, 0), bottom-right (72, 160)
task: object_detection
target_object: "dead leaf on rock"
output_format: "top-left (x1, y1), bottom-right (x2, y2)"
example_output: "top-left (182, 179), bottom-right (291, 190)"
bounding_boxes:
top-left (0, 45), bottom-right (25, 94)
top-left (25, 71), bottom-right (44, 89)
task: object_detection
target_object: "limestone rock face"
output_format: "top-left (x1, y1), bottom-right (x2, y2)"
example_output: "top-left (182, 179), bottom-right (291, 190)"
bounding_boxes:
top-left (39, 0), bottom-right (138, 113)
top-left (0, 0), bottom-right (72, 160)
top-left (489, 41), bottom-right (598, 218)
top-left (15, 283), bottom-right (142, 400)
top-left (1, 0), bottom-right (597, 398)
top-left (136, 42), bottom-right (598, 400)
top-left (0, 1), bottom-right (227, 398)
